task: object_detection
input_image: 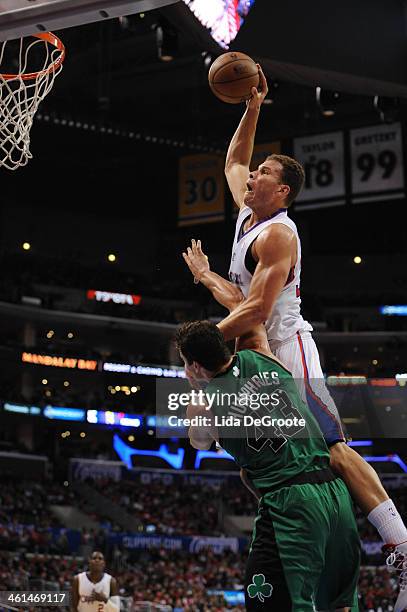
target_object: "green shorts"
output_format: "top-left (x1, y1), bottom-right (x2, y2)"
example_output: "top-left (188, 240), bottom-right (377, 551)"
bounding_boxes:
top-left (245, 478), bottom-right (360, 611)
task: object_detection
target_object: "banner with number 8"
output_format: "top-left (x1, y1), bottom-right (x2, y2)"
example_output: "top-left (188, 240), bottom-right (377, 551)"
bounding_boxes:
top-left (293, 131), bottom-right (346, 210)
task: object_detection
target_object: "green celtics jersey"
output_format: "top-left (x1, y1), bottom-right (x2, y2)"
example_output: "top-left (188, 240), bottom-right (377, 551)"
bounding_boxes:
top-left (205, 349), bottom-right (330, 490)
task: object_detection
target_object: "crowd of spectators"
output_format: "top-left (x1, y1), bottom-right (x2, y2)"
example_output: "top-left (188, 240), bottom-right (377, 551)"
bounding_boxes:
top-left (0, 471), bottom-right (404, 610)
top-left (0, 477), bottom-right (74, 529)
top-left (359, 566), bottom-right (398, 612)
top-left (0, 477), bottom-right (123, 556)
top-left (221, 482), bottom-right (258, 516)
top-left (0, 524), bottom-right (71, 555)
top-left (91, 478), bottom-right (221, 536)
top-left (0, 548), bottom-right (400, 611)
top-left (0, 477), bottom-right (76, 556)
top-left (120, 548), bottom-right (245, 610)
top-left (0, 548), bottom-right (245, 610)
top-left (2, 470), bottom-right (405, 546)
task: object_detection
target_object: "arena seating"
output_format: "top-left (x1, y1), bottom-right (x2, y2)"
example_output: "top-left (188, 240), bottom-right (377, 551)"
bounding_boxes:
top-left (0, 472), bottom-right (405, 610)
top-left (0, 549), bottom-right (399, 611)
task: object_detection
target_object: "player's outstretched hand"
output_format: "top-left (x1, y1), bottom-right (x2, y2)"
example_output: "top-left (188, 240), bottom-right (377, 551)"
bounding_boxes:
top-left (182, 239), bottom-right (210, 284)
top-left (247, 64), bottom-right (268, 110)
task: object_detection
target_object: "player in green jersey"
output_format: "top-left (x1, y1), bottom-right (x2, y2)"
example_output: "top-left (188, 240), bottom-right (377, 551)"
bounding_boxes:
top-left (175, 250), bottom-right (360, 611)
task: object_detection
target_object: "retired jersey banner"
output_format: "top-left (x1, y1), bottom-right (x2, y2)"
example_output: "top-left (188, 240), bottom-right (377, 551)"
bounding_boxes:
top-left (178, 154), bottom-right (224, 226)
top-left (293, 132), bottom-right (345, 210)
top-left (250, 141), bottom-right (281, 171)
top-left (350, 123), bottom-right (404, 204)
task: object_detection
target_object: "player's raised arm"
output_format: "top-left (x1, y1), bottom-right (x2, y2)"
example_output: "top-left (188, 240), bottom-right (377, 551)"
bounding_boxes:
top-left (183, 239), bottom-right (245, 312)
top-left (217, 223), bottom-right (295, 341)
top-left (225, 66), bottom-right (268, 209)
top-left (183, 239), bottom-right (272, 356)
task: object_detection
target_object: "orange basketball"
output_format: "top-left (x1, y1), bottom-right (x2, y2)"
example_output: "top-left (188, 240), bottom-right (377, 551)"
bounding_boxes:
top-left (208, 51), bottom-right (260, 104)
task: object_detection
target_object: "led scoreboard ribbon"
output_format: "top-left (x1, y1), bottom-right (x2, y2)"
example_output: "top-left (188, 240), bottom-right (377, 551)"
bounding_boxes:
top-left (87, 289), bottom-right (141, 305)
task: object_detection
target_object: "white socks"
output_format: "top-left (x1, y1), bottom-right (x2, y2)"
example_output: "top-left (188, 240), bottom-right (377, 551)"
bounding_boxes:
top-left (368, 499), bottom-right (407, 546)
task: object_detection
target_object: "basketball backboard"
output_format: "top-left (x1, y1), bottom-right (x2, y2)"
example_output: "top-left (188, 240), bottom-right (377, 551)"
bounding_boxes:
top-left (0, 0), bottom-right (179, 41)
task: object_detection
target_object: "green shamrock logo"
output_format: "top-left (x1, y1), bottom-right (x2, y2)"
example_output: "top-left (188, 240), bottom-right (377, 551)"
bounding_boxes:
top-left (247, 574), bottom-right (273, 602)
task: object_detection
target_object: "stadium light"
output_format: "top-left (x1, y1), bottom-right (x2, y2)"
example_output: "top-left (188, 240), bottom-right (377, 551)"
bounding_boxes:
top-left (113, 435), bottom-right (184, 470)
top-left (380, 305), bottom-right (407, 316)
top-left (44, 406), bottom-right (85, 421)
top-left (348, 440), bottom-right (373, 447)
top-left (155, 19), bottom-right (178, 62)
top-left (373, 96), bottom-right (399, 123)
top-left (363, 455), bottom-right (407, 473)
top-left (316, 87), bottom-right (340, 117)
top-left (195, 448), bottom-right (234, 469)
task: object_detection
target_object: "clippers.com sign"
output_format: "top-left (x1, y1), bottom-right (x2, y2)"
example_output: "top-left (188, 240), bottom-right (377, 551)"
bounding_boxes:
top-left (87, 289), bottom-right (142, 306)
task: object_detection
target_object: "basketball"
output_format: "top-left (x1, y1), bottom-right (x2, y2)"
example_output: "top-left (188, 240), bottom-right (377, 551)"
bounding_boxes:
top-left (208, 51), bottom-right (260, 104)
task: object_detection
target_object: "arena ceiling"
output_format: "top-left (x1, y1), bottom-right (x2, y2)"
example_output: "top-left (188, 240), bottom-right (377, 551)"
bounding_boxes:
top-left (30, 0), bottom-right (407, 151)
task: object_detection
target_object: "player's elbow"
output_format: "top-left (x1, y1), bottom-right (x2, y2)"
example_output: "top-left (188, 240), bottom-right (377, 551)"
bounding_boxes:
top-left (224, 159), bottom-right (244, 177)
top-left (189, 438), bottom-right (212, 451)
top-left (224, 163), bottom-right (234, 181)
top-left (329, 442), bottom-right (350, 474)
top-left (189, 428), bottom-right (212, 450)
top-left (224, 153), bottom-right (234, 173)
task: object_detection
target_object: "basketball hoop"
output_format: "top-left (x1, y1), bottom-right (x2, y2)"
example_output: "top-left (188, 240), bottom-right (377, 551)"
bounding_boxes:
top-left (0, 32), bottom-right (65, 170)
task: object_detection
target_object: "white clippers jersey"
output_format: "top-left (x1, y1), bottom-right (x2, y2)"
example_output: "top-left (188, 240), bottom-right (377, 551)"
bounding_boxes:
top-left (229, 206), bottom-right (312, 344)
top-left (77, 572), bottom-right (112, 612)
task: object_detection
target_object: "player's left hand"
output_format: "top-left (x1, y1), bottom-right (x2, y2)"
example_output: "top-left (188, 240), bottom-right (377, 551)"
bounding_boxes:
top-left (91, 590), bottom-right (107, 603)
top-left (182, 239), bottom-right (210, 284)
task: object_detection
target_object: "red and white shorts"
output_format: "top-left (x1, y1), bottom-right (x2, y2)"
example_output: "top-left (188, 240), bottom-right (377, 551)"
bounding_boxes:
top-left (269, 331), bottom-right (345, 445)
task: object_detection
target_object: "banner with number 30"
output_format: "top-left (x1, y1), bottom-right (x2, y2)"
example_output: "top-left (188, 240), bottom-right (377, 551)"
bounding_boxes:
top-left (178, 154), bottom-right (225, 226)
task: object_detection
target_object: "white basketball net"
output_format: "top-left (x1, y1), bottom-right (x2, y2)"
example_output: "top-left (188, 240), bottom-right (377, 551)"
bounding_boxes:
top-left (0, 33), bottom-right (64, 171)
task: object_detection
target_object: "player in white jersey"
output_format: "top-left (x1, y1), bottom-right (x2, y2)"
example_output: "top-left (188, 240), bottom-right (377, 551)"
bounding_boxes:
top-left (71, 551), bottom-right (119, 612)
top-left (229, 197), bottom-right (344, 444)
top-left (183, 66), bottom-right (407, 612)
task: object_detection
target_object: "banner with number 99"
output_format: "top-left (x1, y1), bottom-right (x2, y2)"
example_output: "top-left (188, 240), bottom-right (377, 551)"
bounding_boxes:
top-left (350, 123), bottom-right (404, 204)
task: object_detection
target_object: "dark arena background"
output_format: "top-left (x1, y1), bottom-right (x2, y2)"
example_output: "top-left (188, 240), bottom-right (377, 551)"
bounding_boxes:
top-left (0, 1), bottom-right (407, 611)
